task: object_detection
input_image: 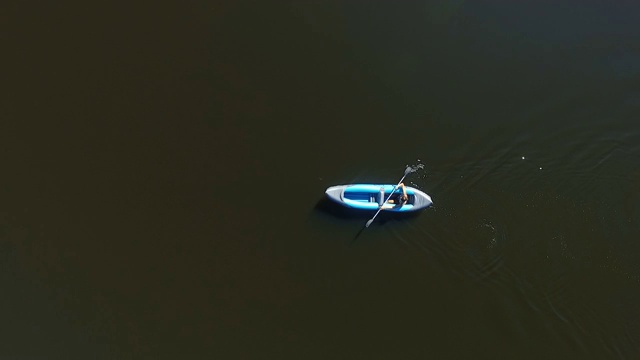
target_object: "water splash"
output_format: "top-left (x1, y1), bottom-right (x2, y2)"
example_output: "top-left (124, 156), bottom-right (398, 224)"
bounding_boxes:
top-left (408, 162), bottom-right (425, 173)
top-left (405, 162), bottom-right (428, 188)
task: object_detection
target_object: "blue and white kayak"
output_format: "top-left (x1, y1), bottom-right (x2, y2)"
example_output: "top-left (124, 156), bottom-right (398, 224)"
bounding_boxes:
top-left (325, 184), bottom-right (433, 212)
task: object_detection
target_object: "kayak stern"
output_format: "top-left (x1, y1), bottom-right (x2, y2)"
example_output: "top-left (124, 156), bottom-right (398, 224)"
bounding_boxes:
top-left (325, 185), bottom-right (345, 204)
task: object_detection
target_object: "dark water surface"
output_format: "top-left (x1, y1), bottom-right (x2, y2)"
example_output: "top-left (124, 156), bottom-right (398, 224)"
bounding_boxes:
top-left (3, 1), bottom-right (640, 358)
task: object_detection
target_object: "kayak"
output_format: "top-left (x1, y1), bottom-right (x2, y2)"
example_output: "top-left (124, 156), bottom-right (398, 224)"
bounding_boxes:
top-left (325, 184), bottom-right (433, 212)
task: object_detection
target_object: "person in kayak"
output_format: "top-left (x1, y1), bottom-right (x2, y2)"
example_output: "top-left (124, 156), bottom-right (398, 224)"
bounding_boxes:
top-left (381, 183), bottom-right (408, 209)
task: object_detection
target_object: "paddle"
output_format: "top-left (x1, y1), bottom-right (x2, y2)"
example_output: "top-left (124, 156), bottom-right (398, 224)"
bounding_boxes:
top-left (365, 166), bottom-right (413, 228)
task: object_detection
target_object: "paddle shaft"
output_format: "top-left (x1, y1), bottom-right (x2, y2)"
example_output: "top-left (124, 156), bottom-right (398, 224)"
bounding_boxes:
top-left (365, 170), bottom-right (410, 228)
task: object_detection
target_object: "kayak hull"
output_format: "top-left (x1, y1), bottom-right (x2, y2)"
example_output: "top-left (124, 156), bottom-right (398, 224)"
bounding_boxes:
top-left (325, 184), bottom-right (433, 212)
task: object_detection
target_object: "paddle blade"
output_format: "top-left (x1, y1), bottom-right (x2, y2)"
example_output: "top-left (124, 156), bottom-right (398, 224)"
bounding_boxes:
top-left (365, 219), bottom-right (373, 228)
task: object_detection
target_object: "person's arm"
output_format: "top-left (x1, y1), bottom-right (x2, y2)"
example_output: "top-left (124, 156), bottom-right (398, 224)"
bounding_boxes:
top-left (400, 183), bottom-right (407, 198)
